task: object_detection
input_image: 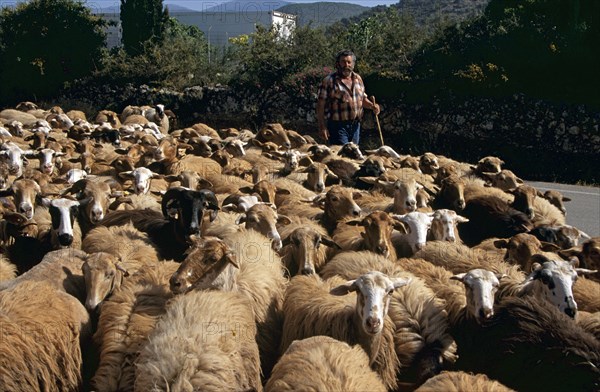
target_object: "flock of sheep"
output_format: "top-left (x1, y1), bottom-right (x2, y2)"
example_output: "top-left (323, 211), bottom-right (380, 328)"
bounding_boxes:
top-left (0, 101), bottom-right (599, 392)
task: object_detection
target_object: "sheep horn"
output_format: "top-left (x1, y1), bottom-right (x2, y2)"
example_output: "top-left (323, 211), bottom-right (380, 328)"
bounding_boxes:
top-left (161, 187), bottom-right (185, 219)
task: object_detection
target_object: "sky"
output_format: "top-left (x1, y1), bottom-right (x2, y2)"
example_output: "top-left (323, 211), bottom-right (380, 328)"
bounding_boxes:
top-left (41, 0), bottom-right (397, 12)
top-left (0, 0), bottom-right (400, 15)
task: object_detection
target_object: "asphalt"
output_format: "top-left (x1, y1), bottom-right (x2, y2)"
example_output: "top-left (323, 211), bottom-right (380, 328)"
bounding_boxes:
top-left (526, 181), bottom-right (600, 237)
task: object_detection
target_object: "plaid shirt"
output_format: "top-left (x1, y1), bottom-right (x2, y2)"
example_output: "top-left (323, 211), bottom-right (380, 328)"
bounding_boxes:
top-left (318, 71), bottom-right (366, 122)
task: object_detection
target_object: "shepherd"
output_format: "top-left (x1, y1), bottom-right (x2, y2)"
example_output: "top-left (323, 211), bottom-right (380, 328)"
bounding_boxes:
top-left (316, 49), bottom-right (381, 145)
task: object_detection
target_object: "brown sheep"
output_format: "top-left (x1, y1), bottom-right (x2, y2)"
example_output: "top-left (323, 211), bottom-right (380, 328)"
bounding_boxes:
top-left (134, 290), bottom-right (261, 392)
top-left (265, 336), bottom-right (387, 392)
top-left (0, 280), bottom-right (90, 391)
top-left (91, 261), bottom-right (179, 392)
top-left (415, 371), bottom-right (515, 392)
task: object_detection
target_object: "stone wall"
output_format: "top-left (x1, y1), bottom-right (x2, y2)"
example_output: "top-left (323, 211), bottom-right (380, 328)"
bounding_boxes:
top-left (62, 83), bottom-right (600, 183)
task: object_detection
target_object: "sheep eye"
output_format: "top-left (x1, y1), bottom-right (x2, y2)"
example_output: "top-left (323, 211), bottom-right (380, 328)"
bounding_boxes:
top-left (330, 196), bottom-right (339, 202)
top-left (541, 275), bottom-right (550, 284)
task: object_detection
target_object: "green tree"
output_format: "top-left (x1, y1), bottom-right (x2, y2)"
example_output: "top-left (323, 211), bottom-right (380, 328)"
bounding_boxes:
top-left (99, 17), bottom-right (212, 89)
top-left (120, 0), bottom-right (168, 54)
top-left (0, 0), bottom-right (106, 104)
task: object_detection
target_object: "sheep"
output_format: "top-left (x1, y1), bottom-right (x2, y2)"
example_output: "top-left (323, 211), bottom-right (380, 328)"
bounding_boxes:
top-left (357, 178), bottom-right (422, 214)
top-left (538, 189), bottom-right (571, 215)
top-left (481, 169), bottom-right (523, 191)
top-left (493, 233), bottom-right (561, 271)
top-left (419, 152), bottom-right (440, 175)
top-left (35, 197), bottom-right (83, 249)
top-left (452, 295), bottom-right (600, 392)
top-left (0, 141), bottom-right (32, 177)
top-left (134, 290), bottom-right (261, 392)
top-left (0, 248), bottom-right (88, 303)
top-left (333, 211), bottom-right (405, 260)
top-left (365, 145), bottom-right (402, 159)
top-left (234, 203), bottom-right (291, 251)
top-left (0, 254), bottom-right (16, 282)
top-left (100, 187), bottom-right (219, 261)
top-left (169, 230), bottom-right (287, 380)
top-left (577, 311), bottom-right (600, 341)
top-left (559, 237), bottom-right (600, 278)
top-left (265, 336), bottom-right (387, 392)
top-left (392, 211), bottom-right (435, 257)
top-left (498, 255), bottom-right (597, 318)
top-left (280, 272), bottom-right (408, 390)
top-left (81, 223), bottom-right (161, 310)
top-left (279, 216), bottom-right (339, 276)
top-left (285, 161), bottom-right (340, 193)
top-left (0, 280), bottom-right (90, 391)
top-left (91, 261), bottom-right (179, 392)
top-left (312, 185), bottom-right (362, 234)
top-left (118, 167), bottom-right (163, 195)
top-left (143, 104), bottom-right (169, 134)
top-left (529, 224), bottom-right (589, 249)
top-left (0, 178), bottom-right (42, 219)
top-left (413, 241), bottom-right (524, 282)
top-left (572, 276), bottom-right (600, 313)
top-left (319, 252), bottom-right (458, 386)
top-left (254, 123), bottom-right (292, 149)
top-left (415, 371), bottom-right (515, 392)
top-left (62, 177), bottom-right (122, 235)
top-left (401, 257), bottom-right (503, 325)
top-left (0, 211), bottom-right (47, 274)
top-left (458, 194), bottom-right (533, 247)
top-left (428, 208), bottom-right (469, 243)
top-left (432, 175), bottom-right (466, 211)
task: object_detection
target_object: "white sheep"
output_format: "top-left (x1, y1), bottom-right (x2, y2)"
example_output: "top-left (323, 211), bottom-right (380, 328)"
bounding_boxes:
top-left (319, 251), bottom-right (458, 386)
top-left (280, 272), bottom-right (408, 390)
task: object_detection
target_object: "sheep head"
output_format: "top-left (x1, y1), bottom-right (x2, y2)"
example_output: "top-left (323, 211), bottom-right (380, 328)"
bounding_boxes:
top-left (331, 271), bottom-right (410, 335)
top-left (170, 236), bottom-right (238, 294)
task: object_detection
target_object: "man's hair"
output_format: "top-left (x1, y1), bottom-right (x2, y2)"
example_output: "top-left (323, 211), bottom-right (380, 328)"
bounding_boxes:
top-left (336, 50), bottom-right (356, 64)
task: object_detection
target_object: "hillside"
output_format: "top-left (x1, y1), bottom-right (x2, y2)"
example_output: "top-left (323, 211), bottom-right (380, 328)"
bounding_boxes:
top-left (277, 2), bottom-right (369, 27)
top-left (345, 0), bottom-right (489, 27)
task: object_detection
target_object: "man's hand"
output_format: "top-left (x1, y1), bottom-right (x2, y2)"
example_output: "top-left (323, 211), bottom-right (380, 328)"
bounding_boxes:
top-left (373, 103), bottom-right (381, 116)
top-left (318, 127), bottom-right (329, 141)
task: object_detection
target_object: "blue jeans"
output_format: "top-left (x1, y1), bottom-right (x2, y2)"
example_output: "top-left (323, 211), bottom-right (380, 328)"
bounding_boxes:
top-left (328, 120), bottom-right (360, 145)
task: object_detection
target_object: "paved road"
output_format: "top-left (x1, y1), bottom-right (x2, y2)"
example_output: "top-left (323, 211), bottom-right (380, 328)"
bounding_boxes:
top-left (526, 181), bottom-right (600, 237)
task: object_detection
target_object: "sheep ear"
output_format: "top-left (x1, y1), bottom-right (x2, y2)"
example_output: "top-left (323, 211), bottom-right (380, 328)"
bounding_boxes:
top-left (40, 197), bottom-right (52, 208)
top-left (345, 219), bottom-right (364, 227)
top-left (540, 242), bottom-right (561, 252)
top-left (558, 247), bottom-right (582, 260)
top-left (530, 254), bottom-right (550, 266)
top-left (118, 171), bottom-right (134, 179)
top-left (221, 204), bottom-right (237, 213)
top-left (455, 215), bottom-right (469, 223)
top-left (238, 186), bottom-right (253, 194)
top-left (223, 251), bottom-right (240, 269)
top-left (330, 280), bottom-right (358, 296)
top-left (115, 263), bottom-right (130, 278)
top-left (235, 214), bottom-right (247, 225)
top-left (575, 267), bottom-right (598, 276)
top-left (320, 236), bottom-right (341, 249)
top-left (562, 196), bottom-right (571, 202)
top-left (357, 176), bottom-right (378, 185)
top-left (276, 188), bottom-right (292, 195)
top-left (493, 239), bottom-right (509, 249)
top-left (390, 277), bottom-right (411, 290)
top-left (298, 155), bottom-right (313, 167)
top-left (277, 215), bottom-right (292, 225)
top-left (450, 273), bottom-right (467, 282)
top-left (198, 179), bottom-right (213, 189)
top-left (393, 219), bottom-right (410, 234)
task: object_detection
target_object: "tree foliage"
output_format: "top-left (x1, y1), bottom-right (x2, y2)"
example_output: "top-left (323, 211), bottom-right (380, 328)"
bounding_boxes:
top-left (0, 0), bottom-right (106, 104)
top-left (411, 0), bottom-right (600, 105)
top-left (98, 17), bottom-right (212, 89)
top-left (120, 0), bottom-right (168, 54)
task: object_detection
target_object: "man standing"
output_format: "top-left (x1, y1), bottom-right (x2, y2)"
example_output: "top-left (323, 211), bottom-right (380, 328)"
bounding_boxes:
top-left (317, 49), bottom-right (380, 145)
